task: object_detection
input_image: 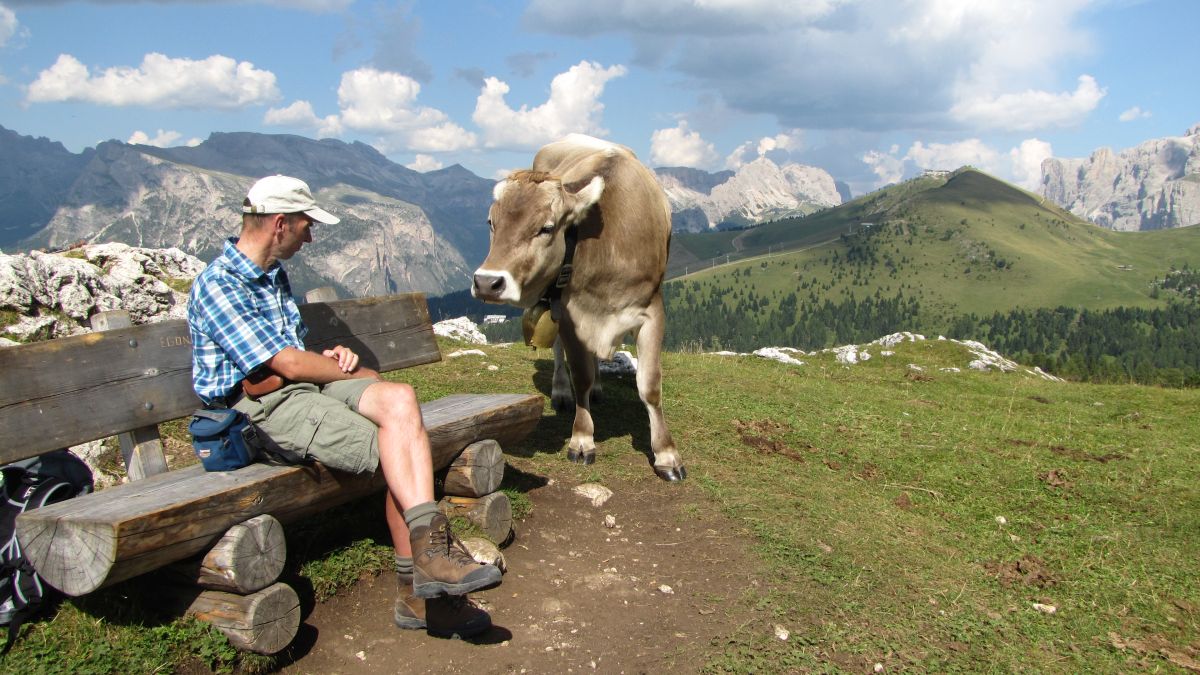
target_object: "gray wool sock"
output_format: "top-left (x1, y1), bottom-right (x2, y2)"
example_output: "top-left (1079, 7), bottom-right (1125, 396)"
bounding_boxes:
top-left (402, 501), bottom-right (439, 530)
top-left (395, 555), bottom-right (413, 577)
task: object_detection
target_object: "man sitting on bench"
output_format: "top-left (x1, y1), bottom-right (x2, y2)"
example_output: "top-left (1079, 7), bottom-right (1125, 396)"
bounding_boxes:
top-left (187, 174), bottom-right (499, 639)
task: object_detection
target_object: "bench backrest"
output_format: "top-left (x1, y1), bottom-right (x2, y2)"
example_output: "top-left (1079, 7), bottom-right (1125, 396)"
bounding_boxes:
top-left (0, 292), bottom-right (439, 465)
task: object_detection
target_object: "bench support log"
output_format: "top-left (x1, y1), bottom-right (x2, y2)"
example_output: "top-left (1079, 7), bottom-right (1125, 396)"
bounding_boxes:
top-left (439, 439), bottom-right (504, 498)
top-left (167, 514), bottom-right (285, 594)
top-left (89, 310), bottom-right (170, 480)
top-left (439, 492), bottom-right (513, 544)
top-left (181, 582), bottom-right (300, 655)
top-left (18, 393), bottom-right (542, 596)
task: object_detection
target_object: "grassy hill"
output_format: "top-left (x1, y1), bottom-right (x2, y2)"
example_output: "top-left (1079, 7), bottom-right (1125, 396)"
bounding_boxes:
top-left (10, 338), bottom-right (1197, 672)
top-left (661, 169), bottom-right (1200, 383)
top-left (670, 168), bottom-right (1200, 318)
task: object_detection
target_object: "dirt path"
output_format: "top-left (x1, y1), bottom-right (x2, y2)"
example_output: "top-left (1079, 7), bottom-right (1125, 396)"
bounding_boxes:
top-left (277, 455), bottom-right (764, 674)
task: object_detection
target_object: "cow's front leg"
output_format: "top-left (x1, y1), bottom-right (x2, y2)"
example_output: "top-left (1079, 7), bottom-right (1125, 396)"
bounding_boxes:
top-left (638, 295), bottom-right (685, 481)
top-left (552, 338), bottom-right (602, 411)
top-left (560, 336), bottom-right (597, 465)
top-left (551, 338), bottom-right (573, 412)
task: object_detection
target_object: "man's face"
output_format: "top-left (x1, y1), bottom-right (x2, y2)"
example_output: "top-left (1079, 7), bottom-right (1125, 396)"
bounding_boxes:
top-left (277, 213), bottom-right (314, 259)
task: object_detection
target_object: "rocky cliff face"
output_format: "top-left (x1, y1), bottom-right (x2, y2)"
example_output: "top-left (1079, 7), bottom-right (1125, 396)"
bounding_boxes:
top-left (139, 133), bottom-right (495, 266)
top-left (5, 126), bottom-right (850, 294)
top-left (18, 134), bottom-right (476, 298)
top-left (0, 125), bottom-right (93, 247)
top-left (656, 158), bottom-right (842, 231)
top-left (1041, 124), bottom-right (1200, 231)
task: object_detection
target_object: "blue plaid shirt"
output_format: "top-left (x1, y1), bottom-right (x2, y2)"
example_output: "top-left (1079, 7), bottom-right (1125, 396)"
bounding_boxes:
top-left (188, 238), bottom-right (308, 405)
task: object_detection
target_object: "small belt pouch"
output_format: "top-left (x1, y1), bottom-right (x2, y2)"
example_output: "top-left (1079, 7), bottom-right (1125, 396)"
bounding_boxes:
top-left (189, 408), bottom-right (260, 471)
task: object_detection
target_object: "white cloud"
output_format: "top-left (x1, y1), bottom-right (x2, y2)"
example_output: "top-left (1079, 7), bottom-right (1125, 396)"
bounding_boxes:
top-left (473, 60), bottom-right (627, 149)
top-left (26, 53), bottom-right (280, 109)
top-left (949, 75), bottom-right (1105, 132)
top-left (264, 69), bottom-right (475, 155)
top-left (861, 137), bottom-right (1055, 191)
top-left (1118, 106), bottom-right (1151, 122)
top-left (725, 141), bottom-right (753, 170)
top-left (650, 121), bottom-right (719, 168)
top-left (127, 129), bottom-right (200, 147)
top-left (524, 1), bottom-right (1100, 134)
top-left (725, 130), bottom-right (805, 169)
top-left (336, 68), bottom-right (475, 152)
top-left (264, 100), bottom-right (343, 137)
top-left (905, 139), bottom-right (1000, 173)
top-left (862, 147), bottom-right (905, 186)
top-left (1009, 138), bottom-right (1053, 190)
top-left (1, 5), bottom-right (19, 48)
top-left (406, 154), bottom-right (443, 172)
top-left (758, 130), bottom-right (803, 156)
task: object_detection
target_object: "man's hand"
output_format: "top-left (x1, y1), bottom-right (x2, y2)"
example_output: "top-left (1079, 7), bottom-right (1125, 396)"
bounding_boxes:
top-left (323, 345), bottom-right (359, 373)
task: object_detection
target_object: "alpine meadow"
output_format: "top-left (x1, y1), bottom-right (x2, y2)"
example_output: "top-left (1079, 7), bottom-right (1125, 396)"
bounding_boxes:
top-left (662, 168), bottom-right (1200, 386)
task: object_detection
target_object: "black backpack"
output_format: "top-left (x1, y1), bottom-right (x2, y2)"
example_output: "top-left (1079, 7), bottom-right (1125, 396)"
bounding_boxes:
top-left (0, 449), bottom-right (93, 654)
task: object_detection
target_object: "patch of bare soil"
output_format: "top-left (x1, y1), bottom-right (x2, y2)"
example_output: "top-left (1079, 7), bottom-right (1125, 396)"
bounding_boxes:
top-left (1037, 469), bottom-right (1074, 491)
top-left (983, 554), bottom-right (1058, 589)
top-left (278, 455), bottom-right (765, 674)
top-left (732, 418), bottom-right (811, 463)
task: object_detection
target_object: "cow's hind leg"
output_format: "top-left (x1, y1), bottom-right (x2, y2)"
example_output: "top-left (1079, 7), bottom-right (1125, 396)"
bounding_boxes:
top-left (637, 296), bottom-right (684, 481)
top-left (560, 335), bottom-right (598, 465)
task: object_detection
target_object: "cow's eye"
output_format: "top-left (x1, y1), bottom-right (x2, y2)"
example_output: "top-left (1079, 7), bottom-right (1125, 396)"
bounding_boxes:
top-left (487, 219), bottom-right (493, 233)
top-left (536, 225), bottom-right (555, 237)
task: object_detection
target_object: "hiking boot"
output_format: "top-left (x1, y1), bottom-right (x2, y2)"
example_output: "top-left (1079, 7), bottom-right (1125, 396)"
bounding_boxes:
top-left (410, 513), bottom-right (503, 599)
top-left (393, 574), bottom-right (426, 630)
top-left (426, 594), bottom-right (492, 639)
top-left (394, 574), bottom-right (492, 638)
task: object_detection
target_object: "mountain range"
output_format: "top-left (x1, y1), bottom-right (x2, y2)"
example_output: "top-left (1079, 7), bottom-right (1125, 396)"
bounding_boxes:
top-left (1041, 123), bottom-right (1200, 231)
top-left (657, 159), bottom-right (847, 232)
top-left (3, 123), bottom-right (1198, 299)
top-left (0, 126), bottom-right (845, 297)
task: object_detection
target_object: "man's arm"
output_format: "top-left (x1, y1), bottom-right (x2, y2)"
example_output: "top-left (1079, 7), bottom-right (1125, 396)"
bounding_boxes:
top-left (266, 346), bottom-right (381, 384)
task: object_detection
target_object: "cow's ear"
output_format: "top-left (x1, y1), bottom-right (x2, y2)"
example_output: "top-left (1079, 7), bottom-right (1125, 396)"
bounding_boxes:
top-left (567, 176), bottom-right (604, 223)
top-left (493, 179), bottom-right (511, 202)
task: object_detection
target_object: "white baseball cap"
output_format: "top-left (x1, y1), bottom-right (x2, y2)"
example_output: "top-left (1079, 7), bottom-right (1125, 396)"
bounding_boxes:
top-left (242, 175), bottom-right (339, 224)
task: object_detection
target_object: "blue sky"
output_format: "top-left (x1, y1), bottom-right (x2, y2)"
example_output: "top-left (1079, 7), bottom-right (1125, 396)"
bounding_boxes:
top-left (0, 0), bottom-right (1195, 196)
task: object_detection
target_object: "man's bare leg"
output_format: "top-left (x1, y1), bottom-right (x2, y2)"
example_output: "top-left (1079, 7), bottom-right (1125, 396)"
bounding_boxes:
top-left (356, 381), bottom-right (500, 598)
top-left (356, 381), bottom-right (433, 554)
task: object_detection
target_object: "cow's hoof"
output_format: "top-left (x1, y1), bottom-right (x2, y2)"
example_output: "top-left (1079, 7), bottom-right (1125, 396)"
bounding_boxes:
top-left (567, 448), bottom-right (596, 465)
top-left (654, 465), bottom-right (687, 481)
top-left (551, 394), bottom-right (574, 413)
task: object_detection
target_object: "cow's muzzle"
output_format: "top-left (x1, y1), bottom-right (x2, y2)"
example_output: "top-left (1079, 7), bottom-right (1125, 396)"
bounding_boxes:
top-left (472, 271), bottom-right (507, 302)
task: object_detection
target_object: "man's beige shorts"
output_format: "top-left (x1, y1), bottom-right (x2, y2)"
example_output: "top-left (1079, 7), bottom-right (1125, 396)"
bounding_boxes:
top-left (233, 379), bottom-right (379, 474)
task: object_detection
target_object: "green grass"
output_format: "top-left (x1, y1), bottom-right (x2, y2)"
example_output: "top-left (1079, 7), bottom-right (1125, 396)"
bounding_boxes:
top-left (401, 338), bottom-right (1200, 672)
top-left (7, 336), bottom-right (1198, 672)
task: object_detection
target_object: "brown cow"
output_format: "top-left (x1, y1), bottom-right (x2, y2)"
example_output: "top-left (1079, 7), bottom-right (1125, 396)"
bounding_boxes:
top-left (471, 134), bottom-right (684, 481)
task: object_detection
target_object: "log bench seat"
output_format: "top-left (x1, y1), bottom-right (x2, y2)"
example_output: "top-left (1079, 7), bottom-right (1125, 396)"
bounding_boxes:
top-left (0, 290), bottom-right (542, 652)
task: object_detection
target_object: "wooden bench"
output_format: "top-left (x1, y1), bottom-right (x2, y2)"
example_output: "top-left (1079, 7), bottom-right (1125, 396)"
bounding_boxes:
top-left (0, 291), bottom-right (542, 652)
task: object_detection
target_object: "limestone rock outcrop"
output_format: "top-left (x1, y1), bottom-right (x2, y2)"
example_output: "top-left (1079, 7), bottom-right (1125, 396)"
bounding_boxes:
top-left (0, 243), bottom-right (203, 341)
top-left (656, 158), bottom-right (842, 232)
top-left (1041, 124), bottom-right (1200, 231)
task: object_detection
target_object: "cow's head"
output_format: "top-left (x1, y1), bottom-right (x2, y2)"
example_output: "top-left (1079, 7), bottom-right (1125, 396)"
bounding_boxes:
top-left (472, 170), bottom-right (604, 307)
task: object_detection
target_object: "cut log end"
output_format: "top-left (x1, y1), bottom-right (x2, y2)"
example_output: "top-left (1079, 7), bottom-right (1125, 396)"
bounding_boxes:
top-left (187, 582), bottom-right (300, 655)
top-left (439, 492), bottom-right (513, 544)
top-left (16, 518), bottom-right (114, 596)
top-left (441, 439), bottom-right (505, 498)
top-left (170, 514), bottom-right (286, 594)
